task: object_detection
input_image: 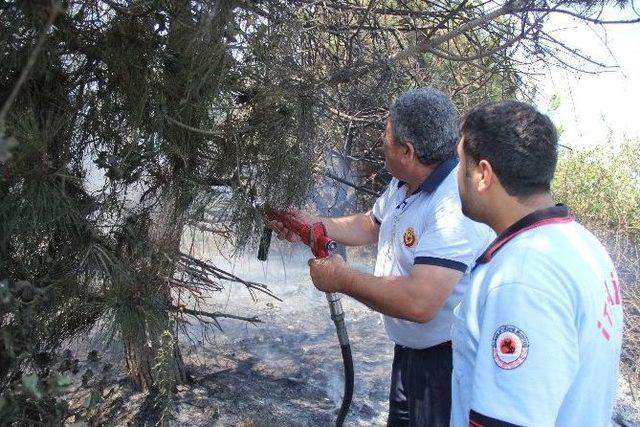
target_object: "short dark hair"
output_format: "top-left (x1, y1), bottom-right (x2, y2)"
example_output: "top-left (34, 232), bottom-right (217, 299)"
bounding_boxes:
top-left (460, 101), bottom-right (558, 198)
top-left (389, 87), bottom-right (458, 165)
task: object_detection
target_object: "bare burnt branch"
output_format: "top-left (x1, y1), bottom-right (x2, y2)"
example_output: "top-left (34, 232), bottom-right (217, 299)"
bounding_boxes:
top-left (324, 171), bottom-right (381, 197)
top-left (178, 252), bottom-right (282, 302)
top-left (171, 305), bottom-right (263, 326)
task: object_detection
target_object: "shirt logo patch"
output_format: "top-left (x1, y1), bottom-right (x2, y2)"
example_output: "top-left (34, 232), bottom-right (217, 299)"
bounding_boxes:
top-left (403, 227), bottom-right (416, 247)
top-left (492, 325), bottom-right (529, 370)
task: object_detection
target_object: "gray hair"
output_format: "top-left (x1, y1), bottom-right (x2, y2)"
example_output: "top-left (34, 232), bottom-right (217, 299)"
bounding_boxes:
top-left (389, 87), bottom-right (459, 165)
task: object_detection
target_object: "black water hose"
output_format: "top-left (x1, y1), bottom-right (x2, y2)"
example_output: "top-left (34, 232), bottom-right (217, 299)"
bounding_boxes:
top-left (257, 226), bottom-right (354, 425)
top-left (336, 343), bottom-right (354, 426)
top-left (326, 292), bottom-right (353, 427)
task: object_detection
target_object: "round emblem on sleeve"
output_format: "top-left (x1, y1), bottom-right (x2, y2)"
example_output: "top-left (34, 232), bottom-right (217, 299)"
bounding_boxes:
top-left (402, 227), bottom-right (416, 247)
top-left (492, 325), bottom-right (529, 370)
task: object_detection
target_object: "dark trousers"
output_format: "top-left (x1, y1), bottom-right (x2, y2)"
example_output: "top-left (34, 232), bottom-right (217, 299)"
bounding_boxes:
top-left (387, 342), bottom-right (452, 427)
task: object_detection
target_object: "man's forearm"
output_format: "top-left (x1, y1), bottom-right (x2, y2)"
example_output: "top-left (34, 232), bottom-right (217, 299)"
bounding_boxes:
top-left (338, 270), bottom-right (436, 323)
top-left (319, 212), bottom-right (379, 247)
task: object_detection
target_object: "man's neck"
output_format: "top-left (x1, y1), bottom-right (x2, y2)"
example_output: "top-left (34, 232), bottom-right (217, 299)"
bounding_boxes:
top-left (491, 193), bottom-right (556, 235)
top-left (405, 163), bottom-right (437, 194)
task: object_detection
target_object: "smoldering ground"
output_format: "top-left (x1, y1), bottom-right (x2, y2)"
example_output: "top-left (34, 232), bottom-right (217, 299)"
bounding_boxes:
top-left (60, 240), bottom-right (639, 426)
top-left (62, 242), bottom-right (393, 426)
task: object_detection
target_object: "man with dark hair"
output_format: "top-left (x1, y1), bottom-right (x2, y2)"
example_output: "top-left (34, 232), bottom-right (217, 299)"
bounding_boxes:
top-left (452, 101), bottom-right (623, 427)
top-left (270, 87), bottom-right (494, 426)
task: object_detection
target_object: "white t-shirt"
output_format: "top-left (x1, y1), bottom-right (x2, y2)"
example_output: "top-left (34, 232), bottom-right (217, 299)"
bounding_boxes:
top-left (451, 205), bottom-right (623, 427)
top-left (371, 158), bottom-right (495, 349)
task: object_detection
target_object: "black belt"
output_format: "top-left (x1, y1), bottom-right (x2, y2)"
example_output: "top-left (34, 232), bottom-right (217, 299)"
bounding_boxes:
top-left (431, 340), bottom-right (452, 350)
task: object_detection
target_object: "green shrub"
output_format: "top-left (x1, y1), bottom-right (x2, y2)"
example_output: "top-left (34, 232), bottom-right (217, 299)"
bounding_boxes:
top-left (553, 144), bottom-right (640, 234)
top-left (553, 144), bottom-right (640, 382)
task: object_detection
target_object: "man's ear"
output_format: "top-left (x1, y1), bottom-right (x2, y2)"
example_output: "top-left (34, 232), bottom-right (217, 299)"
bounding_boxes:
top-left (402, 141), bottom-right (416, 160)
top-left (477, 159), bottom-right (494, 193)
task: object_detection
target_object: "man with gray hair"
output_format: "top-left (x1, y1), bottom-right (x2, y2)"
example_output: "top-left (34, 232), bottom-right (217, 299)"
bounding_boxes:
top-left (270, 87), bottom-right (494, 426)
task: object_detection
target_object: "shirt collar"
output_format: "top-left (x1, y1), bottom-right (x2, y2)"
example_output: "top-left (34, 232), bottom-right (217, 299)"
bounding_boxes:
top-left (475, 204), bottom-right (574, 265)
top-left (396, 157), bottom-right (458, 194)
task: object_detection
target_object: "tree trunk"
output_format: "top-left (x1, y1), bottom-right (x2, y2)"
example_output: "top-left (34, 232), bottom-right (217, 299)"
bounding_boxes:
top-left (121, 0), bottom-right (231, 390)
top-left (122, 189), bottom-right (188, 391)
top-left (123, 322), bottom-right (155, 391)
top-left (123, 315), bottom-right (186, 391)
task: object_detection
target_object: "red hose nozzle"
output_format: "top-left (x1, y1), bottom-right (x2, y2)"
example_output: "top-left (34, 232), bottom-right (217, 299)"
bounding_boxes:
top-left (264, 209), bottom-right (335, 259)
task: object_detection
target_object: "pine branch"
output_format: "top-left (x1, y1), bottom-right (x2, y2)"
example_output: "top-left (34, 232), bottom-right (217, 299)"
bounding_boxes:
top-left (0, 1), bottom-right (63, 131)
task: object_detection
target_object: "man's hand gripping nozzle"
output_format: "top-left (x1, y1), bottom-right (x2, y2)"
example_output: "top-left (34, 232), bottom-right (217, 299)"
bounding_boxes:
top-left (257, 208), bottom-right (353, 427)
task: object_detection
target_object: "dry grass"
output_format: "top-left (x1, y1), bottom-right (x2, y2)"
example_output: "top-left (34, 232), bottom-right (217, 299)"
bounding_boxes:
top-left (596, 228), bottom-right (640, 383)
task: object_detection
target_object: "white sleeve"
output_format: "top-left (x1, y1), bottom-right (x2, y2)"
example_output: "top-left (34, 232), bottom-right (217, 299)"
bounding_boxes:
top-left (413, 192), bottom-right (490, 272)
top-left (469, 282), bottom-right (578, 426)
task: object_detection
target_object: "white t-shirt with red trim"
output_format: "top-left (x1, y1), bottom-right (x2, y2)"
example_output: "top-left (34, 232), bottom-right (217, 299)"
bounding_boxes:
top-left (451, 210), bottom-right (623, 427)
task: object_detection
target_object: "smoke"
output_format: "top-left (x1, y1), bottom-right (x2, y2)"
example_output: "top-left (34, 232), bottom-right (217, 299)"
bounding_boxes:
top-left (177, 235), bottom-right (394, 425)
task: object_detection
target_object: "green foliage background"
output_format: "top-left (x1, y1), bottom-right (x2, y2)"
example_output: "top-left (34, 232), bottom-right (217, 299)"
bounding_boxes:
top-left (553, 144), bottom-right (640, 381)
top-left (554, 145), bottom-right (640, 233)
